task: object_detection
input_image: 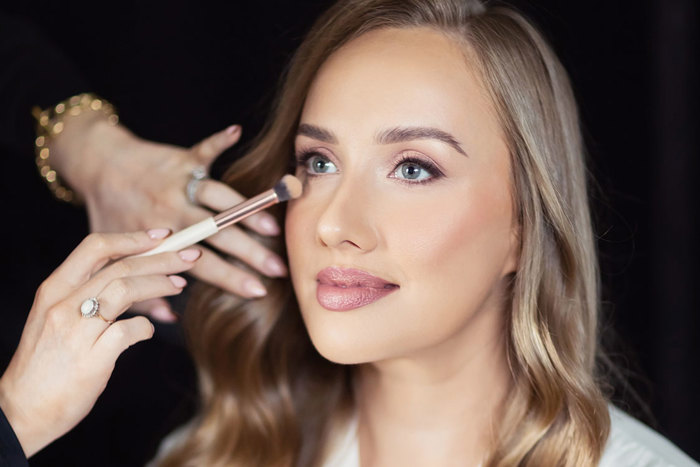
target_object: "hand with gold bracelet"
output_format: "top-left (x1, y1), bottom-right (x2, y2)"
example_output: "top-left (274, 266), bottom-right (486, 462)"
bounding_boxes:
top-left (34, 95), bottom-right (288, 321)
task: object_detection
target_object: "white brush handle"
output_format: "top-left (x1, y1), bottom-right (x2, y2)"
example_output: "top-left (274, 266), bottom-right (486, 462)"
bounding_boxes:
top-left (135, 217), bottom-right (218, 257)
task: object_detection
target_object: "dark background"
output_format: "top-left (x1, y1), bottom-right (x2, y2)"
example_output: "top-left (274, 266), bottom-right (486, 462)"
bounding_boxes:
top-left (0, 0), bottom-right (697, 465)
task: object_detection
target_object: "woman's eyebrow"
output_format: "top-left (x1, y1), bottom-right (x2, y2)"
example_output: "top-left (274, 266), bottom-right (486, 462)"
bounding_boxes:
top-left (376, 126), bottom-right (468, 156)
top-left (297, 123), bottom-right (338, 144)
top-left (297, 123), bottom-right (468, 157)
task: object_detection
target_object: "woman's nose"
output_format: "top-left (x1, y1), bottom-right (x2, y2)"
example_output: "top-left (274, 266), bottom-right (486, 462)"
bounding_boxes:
top-left (315, 176), bottom-right (378, 253)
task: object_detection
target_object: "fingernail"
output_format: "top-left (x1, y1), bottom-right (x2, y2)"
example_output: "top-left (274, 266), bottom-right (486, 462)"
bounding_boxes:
top-left (244, 279), bottom-right (267, 297)
top-left (169, 275), bottom-right (188, 288)
top-left (225, 124), bottom-right (241, 135)
top-left (259, 215), bottom-right (280, 235)
top-left (178, 248), bottom-right (202, 262)
top-left (264, 256), bottom-right (287, 277)
top-left (147, 228), bottom-right (171, 239)
top-left (151, 305), bottom-right (177, 322)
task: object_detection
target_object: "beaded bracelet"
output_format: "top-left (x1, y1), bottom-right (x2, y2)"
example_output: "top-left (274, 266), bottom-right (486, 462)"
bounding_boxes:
top-left (32, 93), bottom-right (119, 204)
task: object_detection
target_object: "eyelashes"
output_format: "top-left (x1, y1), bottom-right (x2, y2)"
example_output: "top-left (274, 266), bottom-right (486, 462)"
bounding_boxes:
top-left (296, 150), bottom-right (338, 175)
top-left (392, 154), bottom-right (444, 183)
top-left (294, 149), bottom-right (445, 185)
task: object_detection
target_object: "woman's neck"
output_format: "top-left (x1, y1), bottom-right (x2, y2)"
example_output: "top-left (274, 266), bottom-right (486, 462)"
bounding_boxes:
top-left (354, 292), bottom-right (511, 467)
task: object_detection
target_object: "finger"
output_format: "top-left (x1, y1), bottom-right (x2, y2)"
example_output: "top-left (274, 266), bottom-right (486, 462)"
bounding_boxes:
top-left (79, 248), bottom-right (200, 303)
top-left (92, 274), bottom-right (187, 323)
top-left (195, 179), bottom-right (280, 236)
top-left (47, 229), bottom-right (173, 297)
top-left (129, 298), bottom-right (178, 323)
top-left (191, 124), bottom-right (242, 166)
top-left (190, 247), bottom-right (268, 298)
top-left (204, 225), bottom-right (287, 278)
top-left (60, 248), bottom-right (199, 326)
top-left (92, 316), bottom-right (155, 363)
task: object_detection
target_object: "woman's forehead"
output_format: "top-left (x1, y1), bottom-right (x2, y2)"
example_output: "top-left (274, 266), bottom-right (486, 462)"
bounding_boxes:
top-left (300, 27), bottom-right (506, 158)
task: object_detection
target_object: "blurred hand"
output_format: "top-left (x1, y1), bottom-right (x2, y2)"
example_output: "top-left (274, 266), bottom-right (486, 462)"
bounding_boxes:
top-left (48, 113), bottom-right (286, 320)
top-left (0, 230), bottom-right (201, 457)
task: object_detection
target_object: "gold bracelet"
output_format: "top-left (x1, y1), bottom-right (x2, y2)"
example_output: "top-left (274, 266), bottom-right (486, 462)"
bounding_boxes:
top-left (32, 93), bottom-right (119, 204)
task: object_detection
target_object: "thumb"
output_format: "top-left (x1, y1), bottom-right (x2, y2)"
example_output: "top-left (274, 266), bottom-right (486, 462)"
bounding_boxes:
top-left (191, 124), bottom-right (242, 166)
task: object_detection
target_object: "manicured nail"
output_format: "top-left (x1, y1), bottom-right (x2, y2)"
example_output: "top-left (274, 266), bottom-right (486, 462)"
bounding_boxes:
top-left (225, 124), bottom-right (241, 135)
top-left (178, 248), bottom-right (202, 262)
top-left (259, 215), bottom-right (280, 235)
top-left (169, 275), bottom-right (188, 288)
top-left (151, 305), bottom-right (177, 322)
top-left (264, 256), bottom-right (287, 277)
top-left (147, 228), bottom-right (171, 239)
top-left (244, 279), bottom-right (267, 297)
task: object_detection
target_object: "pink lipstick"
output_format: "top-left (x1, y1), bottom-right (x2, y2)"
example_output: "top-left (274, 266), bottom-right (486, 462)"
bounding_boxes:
top-left (316, 267), bottom-right (399, 311)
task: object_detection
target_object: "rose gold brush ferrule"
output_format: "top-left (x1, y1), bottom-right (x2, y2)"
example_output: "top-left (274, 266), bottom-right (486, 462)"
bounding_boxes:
top-left (213, 189), bottom-right (278, 229)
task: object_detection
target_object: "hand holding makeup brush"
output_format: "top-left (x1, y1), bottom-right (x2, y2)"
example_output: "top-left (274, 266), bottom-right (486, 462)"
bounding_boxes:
top-left (0, 230), bottom-right (201, 459)
top-left (135, 175), bottom-right (302, 258)
top-left (0, 175), bottom-right (302, 461)
top-left (46, 116), bottom-right (290, 319)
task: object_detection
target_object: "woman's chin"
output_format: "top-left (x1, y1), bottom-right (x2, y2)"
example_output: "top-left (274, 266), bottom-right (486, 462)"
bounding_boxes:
top-left (302, 315), bottom-right (394, 365)
top-left (307, 328), bottom-right (374, 365)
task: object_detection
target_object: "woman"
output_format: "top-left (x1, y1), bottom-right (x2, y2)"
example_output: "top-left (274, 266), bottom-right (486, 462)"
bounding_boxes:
top-left (154, 0), bottom-right (696, 466)
top-left (2, 0), bottom-right (694, 465)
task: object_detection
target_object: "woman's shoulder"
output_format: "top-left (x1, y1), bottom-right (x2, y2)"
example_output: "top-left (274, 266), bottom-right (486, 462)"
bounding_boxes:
top-left (600, 405), bottom-right (698, 467)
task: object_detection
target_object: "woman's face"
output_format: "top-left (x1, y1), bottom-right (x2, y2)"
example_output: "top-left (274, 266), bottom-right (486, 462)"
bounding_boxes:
top-left (286, 27), bottom-right (519, 365)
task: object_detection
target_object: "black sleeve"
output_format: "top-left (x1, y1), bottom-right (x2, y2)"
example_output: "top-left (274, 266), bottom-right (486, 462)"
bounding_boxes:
top-left (0, 404), bottom-right (28, 467)
top-left (0, 11), bottom-right (90, 154)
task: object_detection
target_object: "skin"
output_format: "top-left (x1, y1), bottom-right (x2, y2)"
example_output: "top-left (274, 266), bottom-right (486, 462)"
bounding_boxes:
top-left (286, 27), bottom-right (519, 466)
top-left (0, 231), bottom-right (202, 457)
top-left (47, 111), bottom-right (288, 317)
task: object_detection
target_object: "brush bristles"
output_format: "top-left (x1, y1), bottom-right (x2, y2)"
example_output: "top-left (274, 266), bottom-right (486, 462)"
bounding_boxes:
top-left (274, 175), bottom-right (303, 202)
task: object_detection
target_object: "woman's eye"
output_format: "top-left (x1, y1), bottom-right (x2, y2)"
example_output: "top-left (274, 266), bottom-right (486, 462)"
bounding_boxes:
top-left (305, 154), bottom-right (338, 174)
top-left (393, 161), bottom-right (433, 182)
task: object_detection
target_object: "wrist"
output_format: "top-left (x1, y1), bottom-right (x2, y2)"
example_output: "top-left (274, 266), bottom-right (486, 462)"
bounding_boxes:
top-left (33, 94), bottom-right (120, 203)
top-left (49, 114), bottom-right (134, 201)
top-left (0, 377), bottom-right (36, 457)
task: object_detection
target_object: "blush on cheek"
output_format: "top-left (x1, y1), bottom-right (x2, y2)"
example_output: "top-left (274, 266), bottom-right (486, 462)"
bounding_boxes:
top-left (387, 183), bottom-right (513, 278)
top-left (285, 202), bottom-right (310, 286)
top-left (285, 200), bottom-right (314, 244)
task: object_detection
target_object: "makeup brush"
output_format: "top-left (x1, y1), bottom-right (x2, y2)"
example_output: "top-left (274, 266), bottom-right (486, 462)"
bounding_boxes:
top-left (136, 175), bottom-right (302, 257)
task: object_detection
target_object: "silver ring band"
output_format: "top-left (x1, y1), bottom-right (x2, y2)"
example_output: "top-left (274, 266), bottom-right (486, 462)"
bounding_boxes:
top-left (186, 166), bottom-right (208, 204)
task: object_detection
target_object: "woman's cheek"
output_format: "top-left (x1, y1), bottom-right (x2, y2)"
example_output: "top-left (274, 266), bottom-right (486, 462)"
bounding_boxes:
top-left (385, 182), bottom-right (513, 295)
top-left (378, 187), bottom-right (477, 263)
top-left (286, 199), bottom-right (309, 245)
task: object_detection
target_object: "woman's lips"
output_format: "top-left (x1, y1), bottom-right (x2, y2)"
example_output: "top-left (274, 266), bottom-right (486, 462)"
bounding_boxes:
top-left (316, 267), bottom-right (399, 311)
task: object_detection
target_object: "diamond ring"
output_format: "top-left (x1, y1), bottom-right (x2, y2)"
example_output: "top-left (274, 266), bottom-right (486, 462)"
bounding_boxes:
top-left (80, 297), bottom-right (114, 324)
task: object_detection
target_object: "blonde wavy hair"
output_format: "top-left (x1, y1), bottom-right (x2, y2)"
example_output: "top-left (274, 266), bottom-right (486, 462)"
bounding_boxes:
top-left (157, 0), bottom-right (610, 465)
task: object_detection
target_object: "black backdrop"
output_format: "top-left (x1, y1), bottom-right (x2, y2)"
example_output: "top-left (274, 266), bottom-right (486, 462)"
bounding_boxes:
top-left (0, 0), bottom-right (697, 465)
